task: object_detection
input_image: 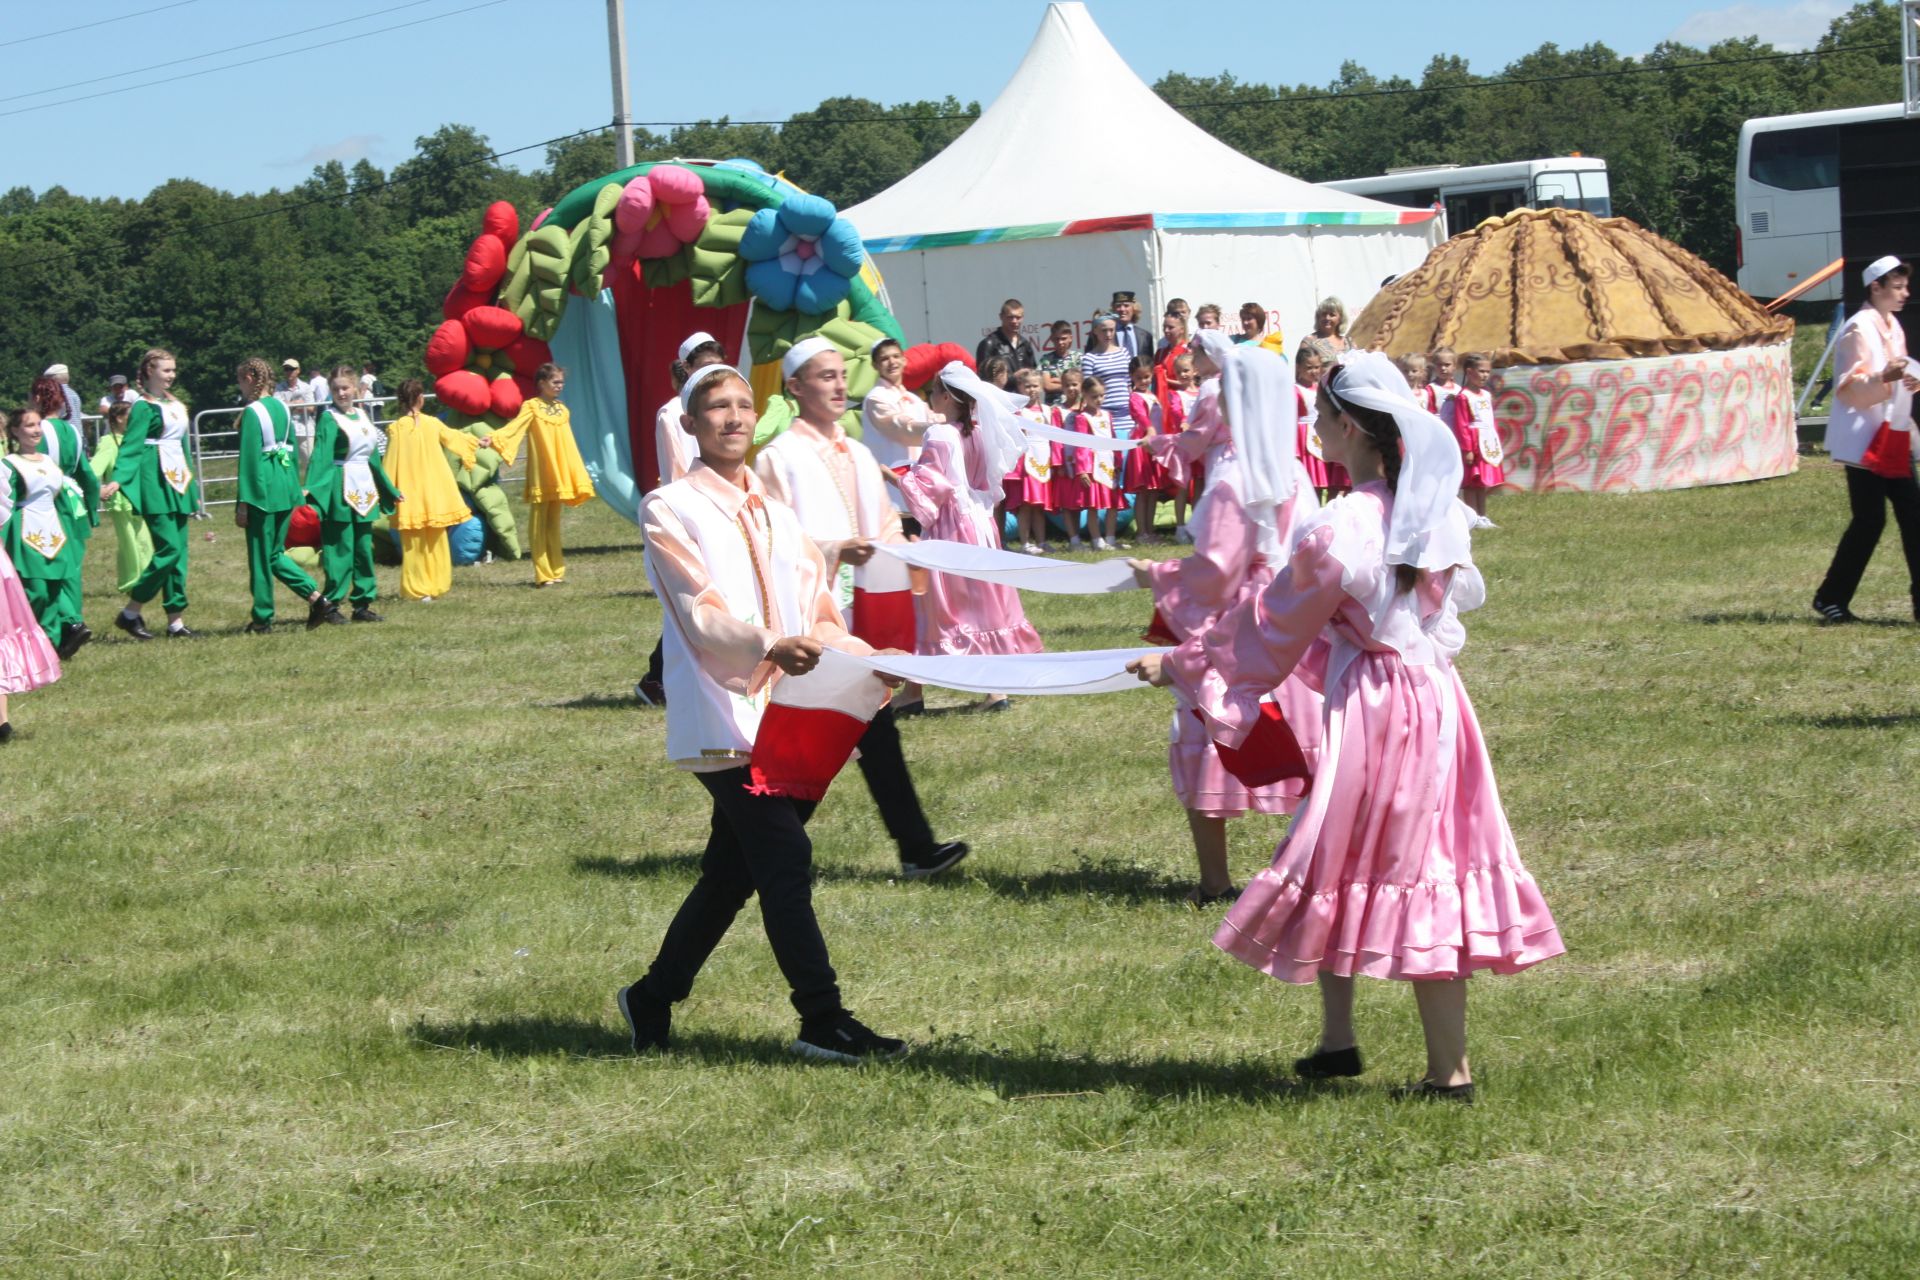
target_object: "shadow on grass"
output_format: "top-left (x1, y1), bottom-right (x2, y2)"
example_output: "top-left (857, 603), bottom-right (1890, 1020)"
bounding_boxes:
top-left (407, 1017), bottom-right (1313, 1104)
top-left (1694, 609), bottom-right (1911, 629)
top-left (1777, 710), bottom-right (1920, 730)
top-left (573, 852), bottom-right (906, 886)
top-left (545, 691), bottom-right (657, 711)
top-left (969, 856), bottom-right (1178, 903)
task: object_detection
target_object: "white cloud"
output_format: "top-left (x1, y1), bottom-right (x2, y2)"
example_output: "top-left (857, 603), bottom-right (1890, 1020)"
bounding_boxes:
top-left (277, 134), bottom-right (383, 169)
top-left (1669, 1), bottom-right (1849, 50)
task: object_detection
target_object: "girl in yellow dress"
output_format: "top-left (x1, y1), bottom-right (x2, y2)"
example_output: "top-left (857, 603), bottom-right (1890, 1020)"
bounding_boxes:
top-left (484, 363), bottom-right (595, 586)
top-left (383, 379), bottom-right (479, 601)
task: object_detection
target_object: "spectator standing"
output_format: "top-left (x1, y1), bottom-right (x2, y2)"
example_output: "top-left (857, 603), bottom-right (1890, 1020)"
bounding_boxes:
top-left (275, 358), bottom-right (317, 466)
top-left (1038, 321), bottom-right (1081, 405)
top-left (1156, 299), bottom-right (1191, 360)
top-left (96, 374), bottom-right (137, 418)
top-left (975, 299), bottom-right (1039, 376)
top-left (1111, 291), bottom-right (1154, 360)
top-left (1298, 297), bottom-right (1350, 361)
top-left (1194, 303), bottom-right (1224, 332)
top-left (42, 365), bottom-right (85, 431)
top-left (1236, 303), bottom-right (1267, 344)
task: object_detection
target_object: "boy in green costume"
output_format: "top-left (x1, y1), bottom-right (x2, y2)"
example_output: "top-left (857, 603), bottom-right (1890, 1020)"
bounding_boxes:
top-left (304, 365), bottom-right (400, 622)
top-left (90, 403), bottom-right (154, 596)
top-left (111, 348), bottom-right (198, 640)
top-left (233, 358), bottom-right (329, 633)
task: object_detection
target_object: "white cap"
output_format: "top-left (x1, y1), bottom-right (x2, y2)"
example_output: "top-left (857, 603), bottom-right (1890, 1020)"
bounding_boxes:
top-left (43, 363), bottom-right (68, 378)
top-left (870, 336), bottom-right (898, 356)
top-left (677, 331), bottom-right (718, 362)
top-left (782, 336), bottom-right (838, 379)
top-left (1863, 255), bottom-right (1907, 288)
top-left (679, 362), bottom-right (743, 411)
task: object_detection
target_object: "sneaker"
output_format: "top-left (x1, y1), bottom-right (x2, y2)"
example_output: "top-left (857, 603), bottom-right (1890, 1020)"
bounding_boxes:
top-left (616, 984), bottom-right (670, 1053)
top-left (1092, 537), bottom-right (1111, 551)
top-left (1068, 537), bottom-right (1084, 550)
top-left (790, 1012), bottom-right (907, 1064)
top-left (481, 551), bottom-right (495, 565)
top-left (350, 607), bottom-right (384, 623)
top-left (634, 677), bottom-right (667, 708)
top-left (1811, 596), bottom-right (1856, 624)
top-left (306, 597), bottom-right (339, 630)
top-left (899, 840), bottom-right (969, 880)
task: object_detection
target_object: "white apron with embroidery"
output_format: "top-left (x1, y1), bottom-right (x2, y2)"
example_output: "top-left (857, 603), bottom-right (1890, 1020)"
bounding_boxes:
top-left (3, 454), bottom-right (69, 561)
top-left (153, 399), bottom-right (193, 494)
top-left (1086, 410), bottom-right (1119, 489)
top-left (758, 428), bottom-right (891, 617)
top-left (336, 413), bottom-right (380, 517)
top-left (1460, 389), bottom-right (1504, 465)
top-left (1019, 408), bottom-right (1054, 481)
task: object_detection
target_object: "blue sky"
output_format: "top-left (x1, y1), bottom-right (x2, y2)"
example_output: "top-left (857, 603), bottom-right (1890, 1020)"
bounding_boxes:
top-left (1, 0), bottom-right (1862, 200)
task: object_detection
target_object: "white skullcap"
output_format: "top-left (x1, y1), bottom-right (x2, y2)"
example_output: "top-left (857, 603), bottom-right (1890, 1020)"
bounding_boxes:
top-left (677, 331), bottom-right (718, 362)
top-left (870, 336), bottom-right (899, 356)
top-left (1863, 255), bottom-right (1907, 288)
top-left (679, 363), bottom-right (745, 411)
top-left (782, 336), bottom-right (838, 379)
top-left (43, 364), bottom-right (68, 378)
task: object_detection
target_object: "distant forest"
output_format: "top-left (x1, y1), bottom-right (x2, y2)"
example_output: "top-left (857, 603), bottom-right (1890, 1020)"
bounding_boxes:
top-left (0, 1), bottom-right (1902, 403)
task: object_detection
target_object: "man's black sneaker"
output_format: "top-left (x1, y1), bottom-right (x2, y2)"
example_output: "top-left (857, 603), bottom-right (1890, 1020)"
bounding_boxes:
top-left (634, 677), bottom-right (667, 708)
top-left (616, 984), bottom-right (670, 1053)
top-left (307, 597), bottom-right (342, 629)
top-left (900, 840), bottom-right (969, 881)
top-left (1812, 596), bottom-right (1857, 624)
top-left (790, 1013), bottom-right (907, 1064)
top-left (351, 607), bottom-right (384, 623)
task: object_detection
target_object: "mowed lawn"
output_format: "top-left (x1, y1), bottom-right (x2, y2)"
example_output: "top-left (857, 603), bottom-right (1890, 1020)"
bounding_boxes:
top-left (3, 458), bottom-right (1917, 1278)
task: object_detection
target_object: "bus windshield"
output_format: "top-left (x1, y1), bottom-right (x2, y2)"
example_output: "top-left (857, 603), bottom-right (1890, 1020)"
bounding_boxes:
top-left (1532, 169), bottom-right (1612, 216)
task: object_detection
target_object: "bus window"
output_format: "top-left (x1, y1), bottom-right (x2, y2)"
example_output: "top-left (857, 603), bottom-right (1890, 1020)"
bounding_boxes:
top-left (1533, 174), bottom-right (1577, 208)
top-left (1577, 170), bottom-right (1613, 217)
top-left (1749, 125), bottom-right (1839, 191)
top-left (1446, 186), bottom-right (1526, 229)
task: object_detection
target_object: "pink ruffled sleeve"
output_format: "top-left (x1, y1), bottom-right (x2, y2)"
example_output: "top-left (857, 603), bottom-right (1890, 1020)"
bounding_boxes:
top-left (897, 430), bottom-right (960, 528)
top-left (1147, 477), bottom-right (1257, 641)
top-left (1163, 522), bottom-right (1347, 747)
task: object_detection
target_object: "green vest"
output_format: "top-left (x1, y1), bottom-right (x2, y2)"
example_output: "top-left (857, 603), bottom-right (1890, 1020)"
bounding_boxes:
top-left (236, 397), bottom-right (302, 511)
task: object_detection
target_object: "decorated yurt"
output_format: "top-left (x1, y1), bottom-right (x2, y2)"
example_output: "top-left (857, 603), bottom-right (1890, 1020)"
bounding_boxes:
top-left (1350, 208), bottom-right (1798, 492)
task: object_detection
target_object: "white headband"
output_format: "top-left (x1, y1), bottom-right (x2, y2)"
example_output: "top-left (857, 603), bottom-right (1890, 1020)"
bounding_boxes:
top-left (678, 331), bottom-right (718, 362)
top-left (782, 336), bottom-right (837, 379)
top-left (679, 362), bottom-right (744, 411)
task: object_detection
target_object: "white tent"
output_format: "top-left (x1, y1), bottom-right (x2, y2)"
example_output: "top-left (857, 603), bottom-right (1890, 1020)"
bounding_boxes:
top-left (845, 2), bottom-right (1441, 356)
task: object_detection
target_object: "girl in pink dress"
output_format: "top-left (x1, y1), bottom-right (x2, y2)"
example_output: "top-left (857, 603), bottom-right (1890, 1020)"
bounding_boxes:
top-left (1130, 351), bottom-right (1563, 1102)
top-left (1294, 344), bottom-right (1350, 502)
top-left (1423, 346), bottom-right (1459, 419)
top-left (1066, 375), bottom-right (1127, 551)
top-left (1130, 344), bottom-right (1323, 903)
top-left (0, 411), bottom-right (63, 742)
top-left (1050, 366), bottom-right (1085, 542)
top-left (1452, 353), bottom-right (1505, 517)
top-left (1123, 357), bottom-right (1171, 542)
top-left (1004, 369), bottom-right (1061, 554)
top-left (902, 362), bottom-right (1043, 711)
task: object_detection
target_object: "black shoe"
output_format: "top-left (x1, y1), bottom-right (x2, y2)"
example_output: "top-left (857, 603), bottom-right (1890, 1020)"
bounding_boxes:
top-left (634, 677), bottom-right (667, 708)
top-left (350, 607), bottom-right (384, 623)
top-left (0, 721), bottom-right (12, 744)
top-left (1812, 596), bottom-right (1857, 624)
top-left (1294, 1045), bottom-right (1364, 1080)
top-left (243, 620), bottom-right (273, 635)
top-left (617, 984), bottom-right (670, 1053)
top-left (166, 624), bottom-right (197, 639)
top-left (307, 597), bottom-right (346, 629)
top-left (891, 698), bottom-right (925, 719)
top-left (56, 622), bottom-right (92, 659)
top-left (114, 611), bottom-right (154, 641)
top-left (899, 840), bottom-right (969, 881)
top-left (790, 1012), bottom-right (907, 1064)
top-left (1389, 1078), bottom-right (1475, 1104)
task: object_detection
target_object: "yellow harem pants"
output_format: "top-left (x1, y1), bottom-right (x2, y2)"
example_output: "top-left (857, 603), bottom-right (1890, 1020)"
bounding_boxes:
top-left (398, 528), bottom-right (452, 600)
top-left (530, 501), bottom-right (565, 584)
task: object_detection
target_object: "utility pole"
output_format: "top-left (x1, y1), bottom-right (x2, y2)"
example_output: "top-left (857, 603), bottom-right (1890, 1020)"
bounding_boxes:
top-left (607, 0), bottom-right (634, 167)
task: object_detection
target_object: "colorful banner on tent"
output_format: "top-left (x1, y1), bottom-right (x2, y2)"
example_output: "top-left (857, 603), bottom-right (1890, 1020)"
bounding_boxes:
top-left (1490, 343), bottom-right (1797, 493)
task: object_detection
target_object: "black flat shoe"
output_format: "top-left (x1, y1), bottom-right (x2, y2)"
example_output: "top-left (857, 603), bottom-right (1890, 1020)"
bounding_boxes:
top-left (114, 612), bottom-right (154, 641)
top-left (891, 699), bottom-right (925, 719)
top-left (55, 623), bottom-right (91, 659)
top-left (1389, 1078), bottom-right (1475, 1104)
top-left (1184, 884), bottom-right (1241, 907)
top-left (350, 607), bottom-right (384, 623)
top-left (243, 620), bottom-right (273, 635)
top-left (307, 597), bottom-right (340, 630)
top-left (0, 721), bottom-right (13, 744)
top-left (166, 625), bottom-right (198, 639)
top-left (1294, 1045), bottom-right (1364, 1079)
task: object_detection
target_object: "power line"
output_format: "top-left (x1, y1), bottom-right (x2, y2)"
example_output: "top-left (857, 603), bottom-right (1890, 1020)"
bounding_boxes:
top-left (1, 0), bottom-right (455, 106)
top-left (0, 0), bottom-right (202, 49)
top-left (0, 0), bottom-right (508, 120)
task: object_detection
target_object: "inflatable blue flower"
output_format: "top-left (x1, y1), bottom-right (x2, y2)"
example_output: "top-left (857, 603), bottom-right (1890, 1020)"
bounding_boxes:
top-left (740, 192), bottom-right (865, 315)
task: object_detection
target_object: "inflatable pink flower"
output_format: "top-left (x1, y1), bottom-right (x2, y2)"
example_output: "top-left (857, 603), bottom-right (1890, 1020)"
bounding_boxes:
top-left (612, 165), bottom-right (710, 263)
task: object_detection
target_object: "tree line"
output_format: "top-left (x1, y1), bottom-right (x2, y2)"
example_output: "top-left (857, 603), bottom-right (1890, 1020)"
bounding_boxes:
top-left (0, 2), bottom-right (1902, 409)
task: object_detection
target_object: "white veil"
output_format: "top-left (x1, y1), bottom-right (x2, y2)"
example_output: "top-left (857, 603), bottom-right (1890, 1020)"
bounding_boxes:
top-left (1187, 329), bottom-right (1236, 377)
top-left (1219, 343), bottom-right (1301, 514)
top-left (936, 360), bottom-right (1027, 506)
top-left (1323, 350), bottom-right (1471, 572)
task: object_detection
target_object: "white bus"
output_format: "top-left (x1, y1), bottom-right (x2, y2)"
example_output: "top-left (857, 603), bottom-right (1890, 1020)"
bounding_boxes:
top-left (1736, 103), bottom-right (1906, 302)
top-left (1321, 157), bottom-right (1611, 238)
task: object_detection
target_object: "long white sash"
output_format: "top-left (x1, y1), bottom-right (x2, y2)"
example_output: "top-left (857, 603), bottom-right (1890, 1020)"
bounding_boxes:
top-left (874, 540), bottom-right (1139, 594)
top-left (1019, 419), bottom-right (1142, 453)
top-left (823, 644), bottom-right (1165, 696)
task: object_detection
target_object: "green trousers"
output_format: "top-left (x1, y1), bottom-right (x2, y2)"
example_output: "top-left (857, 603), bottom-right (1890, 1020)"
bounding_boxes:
top-left (319, 518), bottom-right (378, 607)
top-left (127, 511), bottom-right (190, 613)
top-left (22, 572), bottom-right (81, 645)
top-left (243, 505), bottom-right (318, 622)
top-left (109, 509), bottom-right (153, 595)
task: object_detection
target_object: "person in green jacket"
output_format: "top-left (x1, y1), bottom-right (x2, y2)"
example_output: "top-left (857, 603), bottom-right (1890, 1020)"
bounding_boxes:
top-left (27, 375), bottom-right (99, 657)
top-left (111, 347), bottom-right (199, 640)
top-left (304, 365), bottom-right (400, 623)
top-left (231, 357), bottom-right (330, 633)
top-left (2, 408), bottom-right (92, 654)
top-left (89, 402), bottom-right (154, 596)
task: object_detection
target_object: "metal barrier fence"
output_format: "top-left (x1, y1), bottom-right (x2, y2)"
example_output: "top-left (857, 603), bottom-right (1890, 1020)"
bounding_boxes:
top-left (186, 395), bottom-right (513, 517)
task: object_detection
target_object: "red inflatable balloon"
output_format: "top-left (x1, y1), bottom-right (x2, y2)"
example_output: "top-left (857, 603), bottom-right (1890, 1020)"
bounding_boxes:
top-left (460, 235), bottom-right (507, 293)
top-left (463, 305), bottom-right (524, 351)
top-left (481, 200), bottom-right (520, 253)
top-left (489, 373), bottom-right (525, 420)
top-left (424, 320), bottom-right (472, 377)
top-left (501, 334), bottom-right (552, 377)
top-left (434, 369), bottom-right (492, 417)
top-left (442, 282), bottom-right (491, 321)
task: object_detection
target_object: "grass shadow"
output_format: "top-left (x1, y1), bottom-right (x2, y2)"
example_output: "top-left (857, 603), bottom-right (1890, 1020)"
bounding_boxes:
top-left (408, 1018), bottom-right (1314, 1105)
top-left (545, 692), bottom-right (656, 711)
top-left (572, 851), bottom-right (904, 886)
top-left (969, 856), bottom-right (1178, 903)
top-left (1775, 710), bottom-right (1920, 730)
top-left (1694, 609), bottom-right (1911, 629)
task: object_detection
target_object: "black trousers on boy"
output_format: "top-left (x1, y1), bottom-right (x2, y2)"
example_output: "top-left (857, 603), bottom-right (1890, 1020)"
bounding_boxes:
top-left (1817, 465), bottom-right (1920, 611)
top-left (639, 707), bottom-right (933, 1019)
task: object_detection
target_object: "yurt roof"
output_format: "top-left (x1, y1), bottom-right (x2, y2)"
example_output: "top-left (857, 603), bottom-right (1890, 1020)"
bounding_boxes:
top-left (1349, 208), bottom-right (1794, 366)
top-left (844, 2), bottom-right (1422, 248)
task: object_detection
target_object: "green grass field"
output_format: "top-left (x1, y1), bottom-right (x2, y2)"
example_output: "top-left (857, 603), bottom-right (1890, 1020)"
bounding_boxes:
top-left (4, 460), bottom-right (1918, 1278)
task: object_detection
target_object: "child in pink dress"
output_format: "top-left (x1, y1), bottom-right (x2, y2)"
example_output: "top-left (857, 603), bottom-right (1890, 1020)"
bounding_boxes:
top-left (1131, 351), bottom-right (1563, 1102)
top-left (1294, 344), bottom-right (1350, 502)
top-left (1131, 344), bottom-right (1323, 903)
top-left (1003, 368), bottom-right (1059, 555)
top-left (1050, 366), bottom-right (1085, 541)
top-left (1423, 346), bottom-right (1459, 419)
top-left (1452, 353), bottom-right (1505, 517)
top-left (0, 409), bottom-right (63, 742)
top-left (901, 361), bottom-right (1044, 711)
top-left (1067, 376), bottom-right (1126, 551)
top-left (1124, 357), bottom-right (1171, 542)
